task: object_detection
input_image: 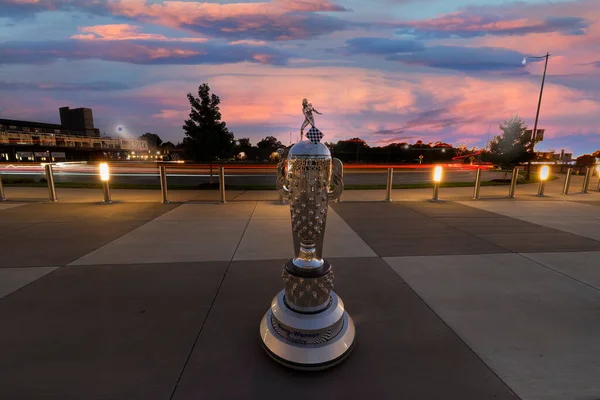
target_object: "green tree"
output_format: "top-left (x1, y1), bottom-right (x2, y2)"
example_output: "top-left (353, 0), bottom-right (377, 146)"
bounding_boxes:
top-left (576, 154), bottom-right (596, 166)
top-left (139, 132), bottom-right (163, 151)
top-left (488, 115), bottom-right (533, 167)
top-left (182, 83), bottom-right (234, 162)
top-left (236, 138), bottom-right (252, 148)
top-left (257, 136), bottom-right (283, 150)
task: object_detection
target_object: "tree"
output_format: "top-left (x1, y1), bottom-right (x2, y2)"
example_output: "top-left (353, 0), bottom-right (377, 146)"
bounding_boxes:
top-left (488, 115), bottom-right (533, 167)
top-left (182, 83), bottom-right (234, 162)
top-left (139, 132), bottom-right (163, 151)
top-left (257, 136), bottom-right (283, 150)
top-left (236, 138), bottom-right (252, 148)
top-left (576, 154), bottom-right (596, 166)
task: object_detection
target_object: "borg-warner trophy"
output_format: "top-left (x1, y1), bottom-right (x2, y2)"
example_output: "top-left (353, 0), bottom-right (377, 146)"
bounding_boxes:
top-left (259, 99), bottom-right (355, 370)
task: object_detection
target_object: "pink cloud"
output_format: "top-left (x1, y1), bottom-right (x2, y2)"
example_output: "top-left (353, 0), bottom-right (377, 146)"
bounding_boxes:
top-left (71, 24), bottom-right (207, 42)
top-left (102, 0), bottom-right (348, 41)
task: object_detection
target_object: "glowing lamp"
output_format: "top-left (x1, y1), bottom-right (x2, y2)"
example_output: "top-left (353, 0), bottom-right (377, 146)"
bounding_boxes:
top-left (540, 165), bottom-right (550, 181)
top-left (596, 165), bottom-right (600, 173)
top-left (433, 166), bottom-right (443, 183)
top-left (99, 163), bottom-right (110, 182)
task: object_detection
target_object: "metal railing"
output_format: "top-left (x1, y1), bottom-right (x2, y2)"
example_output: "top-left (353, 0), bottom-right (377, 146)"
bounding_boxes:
top-left (0, 161), bottom-right (598, 203)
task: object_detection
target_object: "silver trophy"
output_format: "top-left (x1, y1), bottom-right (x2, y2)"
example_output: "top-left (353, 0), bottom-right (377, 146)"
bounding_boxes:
top-left (260, 100), bottom-right (355, 370)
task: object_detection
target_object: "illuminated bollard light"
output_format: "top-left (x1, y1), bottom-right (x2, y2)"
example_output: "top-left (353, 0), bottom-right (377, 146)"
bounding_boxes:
top-left (432, 165), bottom-right (442, 201)
top-left (537, 165), bottom-right (550, 197)
top-left (385, 168), bottom-right (393, 202)
top-left (0, 174), bottom-right (6, 201)
top-left (99, 163), bottom-right (112, 204)
top-left (562, 168), bottom-right (573, 195)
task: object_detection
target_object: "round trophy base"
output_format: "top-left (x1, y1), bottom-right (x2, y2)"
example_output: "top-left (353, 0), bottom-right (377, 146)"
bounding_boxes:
top-left (259, 290), bottom-right (355, 371)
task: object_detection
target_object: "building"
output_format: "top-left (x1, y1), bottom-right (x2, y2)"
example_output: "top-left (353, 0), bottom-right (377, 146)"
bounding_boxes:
top-left (536, 150), bottom-right (573, 163)
top-left (59, 107), bottom-right (100, 137)
top-left (0, 107), bottom-right (148, 162)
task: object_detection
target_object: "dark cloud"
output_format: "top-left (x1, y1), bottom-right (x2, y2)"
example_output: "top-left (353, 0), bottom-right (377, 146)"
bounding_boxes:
top-left (396, 12), bottom-right (589, 40)
top-left (0, 39), bottom-right (289, 66)
top-left (343, 37), bottom-right (424, 55)
top-left (388, 46), bottom-right (533, 72)
top-left (0, 0), bottom-right (109, 19)
top-left (0, 81), bottom-right (132, 91)
top-left (179, 12), bottom-right (348, 41)
top-left (0, 0), bottom-right (350, 41)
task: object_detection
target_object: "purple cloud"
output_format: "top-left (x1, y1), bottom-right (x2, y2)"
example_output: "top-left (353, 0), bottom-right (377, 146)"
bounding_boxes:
top-left (343, 37), bottom-right (424, 55)
top-left (388, 45), bottom-right (534, 72)
top-left (0, 0), bottom-right (351, 41)
top-left (396, 12), bottom-right (589, 40)
top-left (0, 39), bottom-right (289, 65)
top-left (0, 81), bottom-right (132, 91)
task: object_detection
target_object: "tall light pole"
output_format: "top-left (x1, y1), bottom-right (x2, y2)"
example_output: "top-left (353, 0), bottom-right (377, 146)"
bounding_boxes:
top-left (522, 52), bottom-right (550, 180)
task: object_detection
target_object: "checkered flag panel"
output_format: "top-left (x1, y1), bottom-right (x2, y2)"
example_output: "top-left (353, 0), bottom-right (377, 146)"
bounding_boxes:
top-left (306, 127), bottom-right (323, 144)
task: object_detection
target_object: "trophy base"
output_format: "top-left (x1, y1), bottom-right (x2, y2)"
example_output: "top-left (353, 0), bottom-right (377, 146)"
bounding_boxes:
top-left (259, 290), bottom-right (355, 371)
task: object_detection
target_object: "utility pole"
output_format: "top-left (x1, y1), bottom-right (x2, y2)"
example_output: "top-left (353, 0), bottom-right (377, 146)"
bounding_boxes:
top-left (524, 52), bottom-right (550, 180)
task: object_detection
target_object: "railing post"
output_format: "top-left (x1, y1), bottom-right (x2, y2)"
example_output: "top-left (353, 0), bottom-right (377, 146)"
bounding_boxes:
top-left (336, 165), bottom-right (344, 203)
top-left (219, 166), bottom-right (226, 204)
top-left (581, 167), bottom-right (592, 194)
top-left (473, 168), bottom-right (482, 200)
top-left (561, 168), bottom-right (573, 195)
top-left (0, 174), bottom-right (6, 201)
top-left (385, 168), bottom-right (393, 202)
top-left (44, 164), bottom-right (58, 202)
top-left (159, 165), bottom-right (169, 204)
top-left (507, 167), bottom-right (519, 198)
top-left (102, 180), bottom-right (112, 204)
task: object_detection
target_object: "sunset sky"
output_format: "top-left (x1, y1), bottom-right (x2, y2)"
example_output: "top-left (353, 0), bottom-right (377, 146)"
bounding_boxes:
top-left (1, 0), bottom-right (599, 155)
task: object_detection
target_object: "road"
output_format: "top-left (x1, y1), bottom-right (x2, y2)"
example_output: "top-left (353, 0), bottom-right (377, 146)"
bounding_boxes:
top-left (0, 163), bottom-right (504, 186)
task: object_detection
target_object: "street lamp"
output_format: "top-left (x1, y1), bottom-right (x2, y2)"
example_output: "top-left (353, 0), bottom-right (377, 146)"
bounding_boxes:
top-left (522, 52), bottom-right (551, 180)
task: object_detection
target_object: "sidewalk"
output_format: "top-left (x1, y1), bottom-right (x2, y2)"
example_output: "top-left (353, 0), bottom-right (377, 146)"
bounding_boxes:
top-left (1, 181), bottom-right (600, 400)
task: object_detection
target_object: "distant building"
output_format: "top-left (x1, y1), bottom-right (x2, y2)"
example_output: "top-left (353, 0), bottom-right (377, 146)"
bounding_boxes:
top-left (536, 150), bottom-right (573, 162)
top-left (0, 107), bottom-right (148, 162)
top-left (59, 107), bottom-right (100, 137)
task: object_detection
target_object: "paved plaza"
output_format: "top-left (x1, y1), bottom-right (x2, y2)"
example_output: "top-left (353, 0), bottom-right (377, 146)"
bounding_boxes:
top-left (1, 181), bottom-right (600, 400)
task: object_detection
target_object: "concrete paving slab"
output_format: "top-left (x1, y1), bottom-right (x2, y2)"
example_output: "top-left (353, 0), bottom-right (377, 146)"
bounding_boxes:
top-left (155, 202), bottom-right (256, 221)
top-left (332, 202), bottom-right (507, 257)
top-left (518, 216), bottom-right (600, 242)
top-left (459, 200), bottom-right (600, 218)
top-left (251, 201), bottom-right (290, 219)
top-left (385, 253), bottom-right (600, 400)
top-left (233, 208), bottom-right (376, 261)
top-left (1, 221), bottom-right (145, 268)
top-left (478, 232), bottom-right (600, 253)
top-left (0, 262), bottom-right (227, 400)
top-left (0, 202), bottom-right (26, 211)
top-left (323, 209), bottom-right (378, 258)
top-left (438, 216), bottom-right (559, 235)
top-left (71, 219), bottom-right (249, 265)
top-left (0, 267), bottom-right (57, 300)
top-left (231, 190), bottom-right (278, 201)
top-left (172, 258), bottom-right (518, 400)
top-left (520, 251), bottom-right (600, 291)
top-left (0, 221), bottom-right (37, 238)
top-left (233, 218), bottom-right (293, 260)
top-left (0, 202), bottom-right (178, 223)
